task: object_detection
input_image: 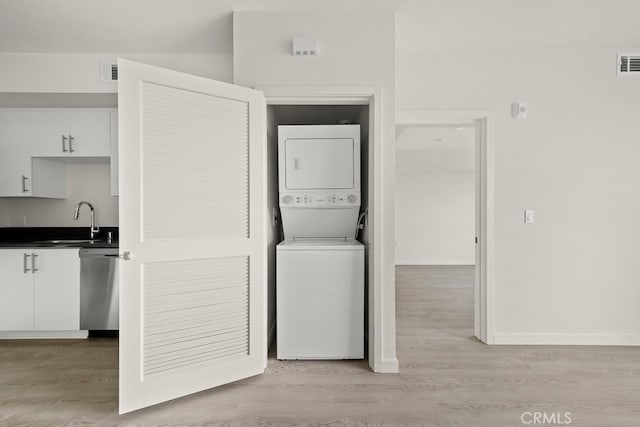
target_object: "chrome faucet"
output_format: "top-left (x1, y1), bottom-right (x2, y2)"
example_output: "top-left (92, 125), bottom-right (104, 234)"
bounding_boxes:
top-left (73, 201), bottom-right (100, 239)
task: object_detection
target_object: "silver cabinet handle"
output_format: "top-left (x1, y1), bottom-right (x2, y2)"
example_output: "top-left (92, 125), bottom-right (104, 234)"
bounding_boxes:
top-left (68, 135), bottom-right (75, 153)
top-left (23, 253), bottom-right (31, 273)
top-left (31, 253), bottom-right (38, 274)
top-left (21, 175), bottom-right (29, 193)
top-left (62, 135), bottom-right (68, 152)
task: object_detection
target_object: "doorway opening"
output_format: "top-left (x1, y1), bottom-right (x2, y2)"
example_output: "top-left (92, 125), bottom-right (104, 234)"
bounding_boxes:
top-left (395, 111), bottom-right (493, 343)
top-left (265, 104), bottom-right (371, 364)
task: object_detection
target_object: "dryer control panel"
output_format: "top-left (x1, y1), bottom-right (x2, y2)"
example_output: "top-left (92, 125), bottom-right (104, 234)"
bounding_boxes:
top-left (280, 192), bottom-right (360, 207)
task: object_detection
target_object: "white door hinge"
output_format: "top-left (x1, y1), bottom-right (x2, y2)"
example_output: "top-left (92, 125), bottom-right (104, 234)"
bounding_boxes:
top-left (119, 251), bottom-right (131, 260)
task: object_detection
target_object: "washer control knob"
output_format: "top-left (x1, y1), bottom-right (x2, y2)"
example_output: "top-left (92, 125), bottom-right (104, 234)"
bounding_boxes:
top-left (283, 195), bottom-right (293, 204)
top-left (347, 194), bottom-right (357, 203)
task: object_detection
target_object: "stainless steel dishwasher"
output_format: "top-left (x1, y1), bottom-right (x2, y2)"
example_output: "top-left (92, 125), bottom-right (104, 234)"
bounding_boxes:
top-left (79, 248), bottom-right (119, 330)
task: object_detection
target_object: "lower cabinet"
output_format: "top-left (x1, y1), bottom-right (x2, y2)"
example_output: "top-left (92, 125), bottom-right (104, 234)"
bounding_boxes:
top-left (0, 249), bottom-right (81, 334)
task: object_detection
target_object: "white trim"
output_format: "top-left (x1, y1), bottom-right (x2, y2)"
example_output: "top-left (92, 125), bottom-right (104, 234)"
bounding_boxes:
top-left (395, 110), bottom-right (494, 345)
top-left (396, 168), bottom-right (474, 173)
top-left (493, 333), bottom-right (640, 346)
top-left (259, 86), bottom-right (398, 373)
top-left (395, 260), bottom-right (474, 266)
top-left (396, 110), bottom-right (489, 126)
top-left (375, 357), bottom-right (400, 373)
top-left (0, 330), bottom-right (88, 339)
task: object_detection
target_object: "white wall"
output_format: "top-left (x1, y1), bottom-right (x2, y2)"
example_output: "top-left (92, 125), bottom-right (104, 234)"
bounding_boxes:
top-left (395, 171), bottom-right (474, 265)
top-left (0, 53), bottom-right (232, 92)
top-left (395, 126), bottom-right (475, 265)
top-left (397, 46), bottom-right (640, 343)
top-left (5, 162), bottom-right (118, 227)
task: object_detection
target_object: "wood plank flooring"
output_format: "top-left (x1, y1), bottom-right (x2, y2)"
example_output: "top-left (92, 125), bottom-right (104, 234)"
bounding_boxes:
top-left (1, 265), bottom-right (639, 426)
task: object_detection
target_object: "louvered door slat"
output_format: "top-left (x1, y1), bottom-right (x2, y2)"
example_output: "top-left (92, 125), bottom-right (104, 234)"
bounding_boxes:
top-left (145, 318), bottom-right (249, 346)
top-left (143, 302), bottom-right (248, 324)
top-left (144, 346), bottom-right (250, 376)
top-left (144, 312), bottom-right (248, 335)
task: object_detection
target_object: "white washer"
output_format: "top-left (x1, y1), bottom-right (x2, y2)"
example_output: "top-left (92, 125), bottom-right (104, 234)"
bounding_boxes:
top-left (276, 239), bottom-right (364, 360)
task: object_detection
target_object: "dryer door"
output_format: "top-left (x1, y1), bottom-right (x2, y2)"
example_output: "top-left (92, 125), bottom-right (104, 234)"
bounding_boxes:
top-left (284, 137), bottom-right (354, 190)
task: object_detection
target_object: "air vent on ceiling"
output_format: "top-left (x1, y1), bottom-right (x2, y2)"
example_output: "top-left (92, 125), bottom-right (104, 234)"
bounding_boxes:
top-left (100, 63), bottom-right (118, 83)
top-left (618, 54), bottom-right (640, 75)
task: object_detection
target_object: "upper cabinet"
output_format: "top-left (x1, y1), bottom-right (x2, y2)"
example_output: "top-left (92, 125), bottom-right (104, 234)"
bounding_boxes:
top-left (0, 111), bottom-right (31, 197)
top-left (30, 109), bottom-right (111, 157)
top-left (0, 108), bottom-right (116, 198)
top-left (0, 110), bottom-right (65, 198)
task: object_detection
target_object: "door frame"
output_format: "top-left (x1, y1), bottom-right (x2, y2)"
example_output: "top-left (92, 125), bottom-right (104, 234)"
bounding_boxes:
top-left (259, 85), bottom-right (397, 372)
top-left (395, 110), bottom-right (495, 343)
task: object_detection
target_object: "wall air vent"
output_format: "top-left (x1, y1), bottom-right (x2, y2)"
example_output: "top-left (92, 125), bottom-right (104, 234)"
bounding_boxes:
top-left (100, 63), bottom-right (118, 82)
top-left (618, 54), bottom-right (640, 75)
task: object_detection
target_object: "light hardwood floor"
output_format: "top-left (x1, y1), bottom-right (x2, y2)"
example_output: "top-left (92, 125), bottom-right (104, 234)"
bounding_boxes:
top-left (1, 265), bottom-right (639, 426)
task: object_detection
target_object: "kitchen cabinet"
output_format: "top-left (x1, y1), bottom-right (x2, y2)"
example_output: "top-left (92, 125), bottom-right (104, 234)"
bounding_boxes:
top-left (0, 249), bottom-right (80, 332)
top-left (0, 250), bottom-right (34, 330)
top-left (0, 111), bottom-right (65, 198)
top-left (30, 109), bottom-right (111, 157)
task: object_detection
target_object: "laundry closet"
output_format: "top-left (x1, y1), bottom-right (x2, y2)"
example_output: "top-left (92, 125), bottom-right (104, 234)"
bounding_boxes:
top-left (265, 105), bottom-right (371, 359)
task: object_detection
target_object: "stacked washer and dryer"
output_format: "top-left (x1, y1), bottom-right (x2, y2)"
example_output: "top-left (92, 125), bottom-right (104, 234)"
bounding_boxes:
top-left (276, 125), bottom-right (364, 360)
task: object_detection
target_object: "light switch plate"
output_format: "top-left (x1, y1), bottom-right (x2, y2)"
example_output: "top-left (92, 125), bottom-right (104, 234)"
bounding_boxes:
top-left (524, 210), bottom-right (535, 223)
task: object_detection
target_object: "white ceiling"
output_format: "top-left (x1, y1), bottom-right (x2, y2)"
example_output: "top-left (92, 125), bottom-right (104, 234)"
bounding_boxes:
top-left (0, 0), bottom-right (391, 53)
top-left (1, 0), bottom-right (639, 54)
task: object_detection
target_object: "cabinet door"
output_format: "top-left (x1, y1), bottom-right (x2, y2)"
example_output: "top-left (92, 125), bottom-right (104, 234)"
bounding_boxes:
top-left (30, 110), bottom-right (70, 157)
top-left (69, 110), bottom-right (111, 157)
top-left (33, 249), bottom-right (80, 331)
top-left (0, 111), bottom-right (31, 197)
top-left (0, 250), bottom-right (34, 331)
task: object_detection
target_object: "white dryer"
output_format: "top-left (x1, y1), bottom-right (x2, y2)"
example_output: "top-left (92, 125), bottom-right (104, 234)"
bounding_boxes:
top-left (278, 124), bottom-right (361, 240)
top-left (276, 124), bottom-right (364, 360)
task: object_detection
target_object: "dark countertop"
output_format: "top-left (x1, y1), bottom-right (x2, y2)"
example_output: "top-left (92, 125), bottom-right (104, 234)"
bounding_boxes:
top-left (0, 227), bottom-right (119, 249)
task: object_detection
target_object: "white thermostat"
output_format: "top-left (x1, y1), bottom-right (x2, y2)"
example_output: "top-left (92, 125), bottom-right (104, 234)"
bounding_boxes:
top-left (512, 102), bottom-right (528, 119)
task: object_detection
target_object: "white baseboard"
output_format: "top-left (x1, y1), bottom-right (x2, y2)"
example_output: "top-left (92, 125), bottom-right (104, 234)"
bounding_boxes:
top-left (370, 357), bottom-right (399, 373)
top-left (0, 330), bottom-right (89, 339)
top-left (395, 260), bottom-right (474, 266)
top-left (493, 333), bottom-right (640, 346)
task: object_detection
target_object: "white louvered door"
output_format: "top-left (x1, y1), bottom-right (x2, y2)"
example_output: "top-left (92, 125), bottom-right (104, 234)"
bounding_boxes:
top-left (117, 59), bottom-right (266, 414)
